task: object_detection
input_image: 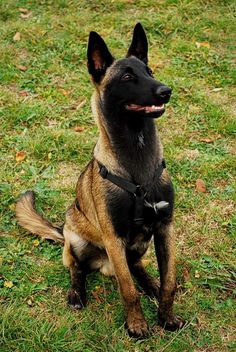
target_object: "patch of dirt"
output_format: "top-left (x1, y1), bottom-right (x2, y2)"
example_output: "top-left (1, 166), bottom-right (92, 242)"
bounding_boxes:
top-left (176, 148), bottom-right (200, 161)
top-left (206, 86), bottom-right (236, 117)
top-left (175, 197), bottom-right (235, 257)
top-left (50, 162), bottom-right (82, 189)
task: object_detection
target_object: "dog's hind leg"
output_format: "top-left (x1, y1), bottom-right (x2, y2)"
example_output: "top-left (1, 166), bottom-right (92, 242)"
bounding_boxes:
top-left (154, 222), bottom-right (184, 330)
top-left (130, 260), bottom-right (160, 299)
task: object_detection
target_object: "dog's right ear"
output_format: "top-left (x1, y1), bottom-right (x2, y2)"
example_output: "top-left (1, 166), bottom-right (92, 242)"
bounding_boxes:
top-left (87, 32), bottom-right (114, 84)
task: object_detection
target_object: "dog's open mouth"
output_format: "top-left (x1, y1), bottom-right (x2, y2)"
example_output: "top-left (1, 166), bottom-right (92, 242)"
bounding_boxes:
top-left (125, 103), bottom-right (165, 113)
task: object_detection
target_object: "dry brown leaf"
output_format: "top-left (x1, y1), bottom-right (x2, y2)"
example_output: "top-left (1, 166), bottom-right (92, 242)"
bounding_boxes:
top-left (196, 41), bottom-right (210, 49)
top-left (74, 126), bottom-right (85, 132)
top-left (196, 179), bottom-right (206, 193)
top-left (19, 8), bottom-right (29, 13)
top-left (91, 286), bottom-right (105, 303)
top-left (19, 90), bottom-right (29, 96)
top-left (16, 65), bottom-right (28, 71)
top-left (13, 32), bottom-right (21, 41)
top-left (36, 301), bottom-right (46, 308)
top-left (199, 137), bottom-right (215, 143)
top-left (20, 11), bottom-right (32, 19)
top-left (58, 88), bottom-right (71, 96)
top-left (182, 267), bottom-right (191, 282)
top-left (0, 296), bottom-right (8, 301)
top-left (15, 151), bottom-right (26, 162)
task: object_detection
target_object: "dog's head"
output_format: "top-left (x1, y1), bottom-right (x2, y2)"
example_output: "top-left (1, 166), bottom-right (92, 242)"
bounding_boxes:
top-left (87, 23), bottom-right (171, 119)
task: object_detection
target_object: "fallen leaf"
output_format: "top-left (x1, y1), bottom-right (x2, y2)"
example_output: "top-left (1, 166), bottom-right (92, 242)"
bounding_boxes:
top-left (58, 88), bottom-right (71, 96)
top-left (194, 270), bottom-right (200, 278)
top-left (19, 8), bottom-right (29, 13)
top-left (74, 126), bottom-right (85, 132)
top-left (33, 240), bottom-right (39, 247)
top-left (211, 88), bottom-right (223, 92)
top-left (27, 299), bottom-right (33, 306)
top-left (0, 296), bottom-right (8, 301)
top-left (19, 90), bottom-right (29, 96)
top-left (36, 301), bottom-right (46, 308)
top-left (16, 65), bottom-right (28, 71)
top-left (196, 179), bottom-right (206, 193)
top-left (15, 151), bottom-right (26, 162)
top-left (199, 137), bottom-right (215, 143)
top-left (195, 41), bottom-right (210, 49)
top-left (182, 267), bottom-right (191, 282)
top-left (91, 286), bottom-right (105, 303)
top-left (20, 11), bottom-right (32, 19)
top-left (13, 32), bottom-right (21, 41)
top-left (4, 281), bottom-right (14, 288)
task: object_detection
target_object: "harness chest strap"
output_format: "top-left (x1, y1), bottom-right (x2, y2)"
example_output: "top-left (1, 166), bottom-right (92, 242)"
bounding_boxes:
top-left (98, 159), bottom-right (166, 226)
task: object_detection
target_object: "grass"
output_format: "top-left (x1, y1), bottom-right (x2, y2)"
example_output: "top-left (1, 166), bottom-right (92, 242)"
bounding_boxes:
top-left (0, 0), bottom-right (235, 351)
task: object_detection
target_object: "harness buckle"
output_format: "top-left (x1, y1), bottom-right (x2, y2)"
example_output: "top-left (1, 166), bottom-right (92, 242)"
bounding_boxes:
top-left (134, 185), bottom-right (145, 198)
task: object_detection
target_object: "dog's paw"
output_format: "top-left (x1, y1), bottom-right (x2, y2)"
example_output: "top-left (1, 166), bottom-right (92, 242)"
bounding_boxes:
top-left (126, 317), bottom-right (149, 339)
top-left (67, 288), bottom-right (86, 309)
top-left (158, 314), bottom-right (185, 331)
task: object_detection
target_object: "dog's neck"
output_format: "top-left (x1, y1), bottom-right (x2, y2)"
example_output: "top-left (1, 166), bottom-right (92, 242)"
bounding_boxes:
top-left (92, 93), bottom-right (163, 185)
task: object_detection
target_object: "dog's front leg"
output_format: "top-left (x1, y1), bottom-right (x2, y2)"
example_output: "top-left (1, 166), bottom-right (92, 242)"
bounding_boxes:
top-left (103, 236), bottom-right (148, 338)
top-left (154, 222), bottom-right (184, 331)
top-left (63, 240), bottom-right (87, 309)
top-left (130, 260), bottom-right (160, 299)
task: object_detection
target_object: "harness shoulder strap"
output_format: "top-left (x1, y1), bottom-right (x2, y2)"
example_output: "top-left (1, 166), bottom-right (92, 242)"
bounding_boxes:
top-left (97, 159), bottom-right (166, 226)
top-left (99, 164), bottom-right (138, 194)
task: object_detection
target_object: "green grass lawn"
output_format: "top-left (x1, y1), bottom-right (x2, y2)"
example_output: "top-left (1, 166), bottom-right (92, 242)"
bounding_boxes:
top-left (0, 1), bottom-right (235, 351)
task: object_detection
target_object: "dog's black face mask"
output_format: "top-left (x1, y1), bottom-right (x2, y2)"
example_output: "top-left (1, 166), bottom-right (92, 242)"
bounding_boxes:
top-left (87, 23), bottom-right (172, 120)
top-left (104, 57), bottom-right (172, 119)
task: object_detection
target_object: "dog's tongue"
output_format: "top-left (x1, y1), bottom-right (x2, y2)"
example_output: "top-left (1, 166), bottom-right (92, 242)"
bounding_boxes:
top-left (126, 104), bottom-right (164, 113)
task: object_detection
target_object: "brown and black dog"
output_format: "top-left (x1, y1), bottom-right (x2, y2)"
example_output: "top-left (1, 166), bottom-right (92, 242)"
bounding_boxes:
top-left (16, 23), bottom-right (184, 338)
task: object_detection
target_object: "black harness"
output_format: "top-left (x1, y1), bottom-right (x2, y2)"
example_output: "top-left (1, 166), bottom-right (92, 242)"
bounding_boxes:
top-left (98, 159), bottom-right (166, 226)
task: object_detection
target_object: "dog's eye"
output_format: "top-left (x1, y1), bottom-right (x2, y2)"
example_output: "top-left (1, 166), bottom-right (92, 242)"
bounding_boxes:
top-left (121, 73), bottom-right (134, 81)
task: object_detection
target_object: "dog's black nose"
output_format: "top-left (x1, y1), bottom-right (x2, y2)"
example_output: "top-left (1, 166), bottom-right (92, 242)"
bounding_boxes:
top-left (155, 86), bottom-right (172, 102)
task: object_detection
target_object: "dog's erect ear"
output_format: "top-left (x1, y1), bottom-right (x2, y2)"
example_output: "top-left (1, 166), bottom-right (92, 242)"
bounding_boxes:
top-left (127, 23), bottom-right (148, 64)
top-left (87, 31), bottom-right (114, 83)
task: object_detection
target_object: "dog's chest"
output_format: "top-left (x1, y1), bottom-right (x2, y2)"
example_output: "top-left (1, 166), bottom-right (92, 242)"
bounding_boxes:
top-left (106, 180), bottom-right (174, 239)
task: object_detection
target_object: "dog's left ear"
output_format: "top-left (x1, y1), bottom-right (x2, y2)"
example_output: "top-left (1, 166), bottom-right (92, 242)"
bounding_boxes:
top-left (87, 31), bottom-right (114, 83)
top-left (127, 23), bottom-right (148, 64)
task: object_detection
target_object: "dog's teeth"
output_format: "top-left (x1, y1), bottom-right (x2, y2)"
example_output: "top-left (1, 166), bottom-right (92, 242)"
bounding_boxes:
top-left (126, 103), bottom-right (165, 112)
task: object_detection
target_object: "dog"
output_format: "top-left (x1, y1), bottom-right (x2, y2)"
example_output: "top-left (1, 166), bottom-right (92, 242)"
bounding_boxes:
top-left (16, 23), bottom-right (184, 338)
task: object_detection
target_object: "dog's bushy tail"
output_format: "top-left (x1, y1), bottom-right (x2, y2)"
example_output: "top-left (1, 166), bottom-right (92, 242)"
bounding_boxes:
top-left (15, 191), bottom-right (64, 243)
